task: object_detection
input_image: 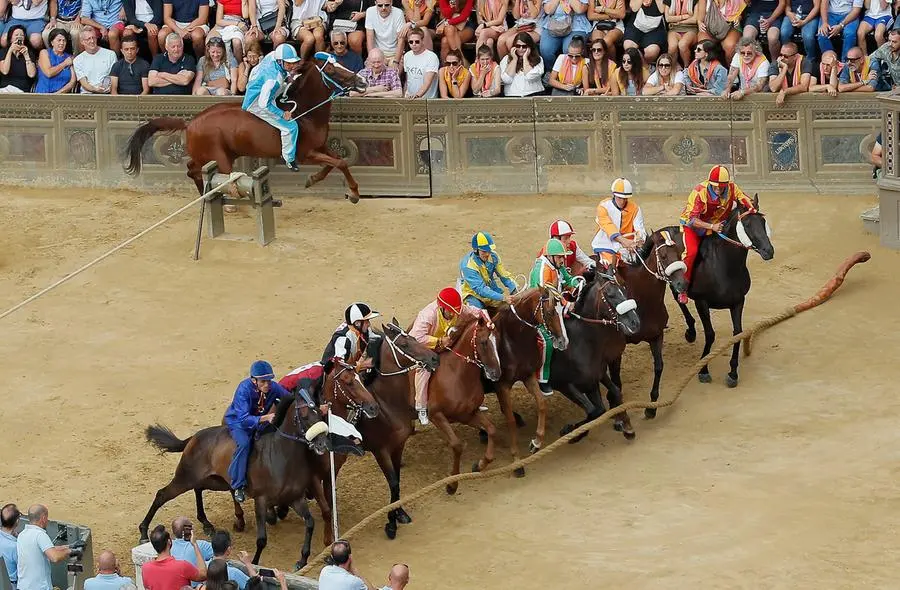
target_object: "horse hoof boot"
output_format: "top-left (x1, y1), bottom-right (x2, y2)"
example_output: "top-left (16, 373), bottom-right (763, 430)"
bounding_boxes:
top-left (394, 508), bottom-right (412, 525)
top-left (471, 461), bottom-right (481, 473)
top-left (513, 412), bottom-right (526, 428)
top-left (644, 407), bottom-right (658, 419)
top-left (446, 482), bottom-right (459, 495)
top-left (726, 374), bottom-right (739, 388)
top-left (623, 428), bottom-right (636, 441)
top-left (528, 439), bottom-right (540, 454)
top-left (698, 372), bottom-right (712, 384)
top-left (139, 536), bottom-right (149, 545)
top-left (479, 428), bottom-right (489, 444)
top-left (513, 466), bottom-right (526, 478)
top-left (384, 522), bottom-right (397, 540)
top-left (685, 328), bottom-right (696, 343)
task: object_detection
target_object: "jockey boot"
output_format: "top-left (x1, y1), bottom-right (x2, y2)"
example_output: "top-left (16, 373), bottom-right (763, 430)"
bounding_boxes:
top-left (539, 382), bottom-right (553, 396)
top-left (417, 408), bottom-right (429, 426)
top-left (284, 159), bottom-right (300, 172)
top-left (234, 488), bottom-right (246, 503)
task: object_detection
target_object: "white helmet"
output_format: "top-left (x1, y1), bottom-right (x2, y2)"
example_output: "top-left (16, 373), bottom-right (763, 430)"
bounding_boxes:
top-left (274, 43), bottom-right (301, 63)
top-left (611, 177), bottom-right (633, 198)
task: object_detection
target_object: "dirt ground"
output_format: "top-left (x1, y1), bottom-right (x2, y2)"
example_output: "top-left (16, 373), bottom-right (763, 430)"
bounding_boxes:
top-left (1, 184), bottom-right (897, 590)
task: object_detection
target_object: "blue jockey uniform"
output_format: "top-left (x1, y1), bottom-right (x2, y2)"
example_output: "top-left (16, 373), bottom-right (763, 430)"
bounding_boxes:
top-left (241, 44), bottom-right (301, 169)
top-left (457, 232), bottom-right (518, 309)
top-left (224, 361), bottom-right (292, 500)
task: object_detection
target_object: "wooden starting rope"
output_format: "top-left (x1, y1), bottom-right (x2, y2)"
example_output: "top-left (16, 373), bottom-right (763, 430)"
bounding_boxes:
top-left (299, 251), bottom-right (871, 575)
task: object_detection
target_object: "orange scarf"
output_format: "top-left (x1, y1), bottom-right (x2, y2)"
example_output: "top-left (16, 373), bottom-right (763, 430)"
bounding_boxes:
top-left (780, 56), bottom-right (803, 90)
top-left (469, 62), bottom-right (495, 92)
top-left (669, 0), bottom-right (692, 15)
top-left (738, 53), bottom-right (765, 88)
top-left (443, 65), bottom-right (468, 88)
top-left (687, 58), bottom-right (720, 89)
top-left (559, 55), bottom-right (584, 85)
top-left (847, 57), bottom-right (871, 83)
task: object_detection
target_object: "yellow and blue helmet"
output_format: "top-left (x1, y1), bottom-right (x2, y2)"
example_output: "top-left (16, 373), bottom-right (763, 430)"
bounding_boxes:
top-left (471, 231), bottom-right (496, 252)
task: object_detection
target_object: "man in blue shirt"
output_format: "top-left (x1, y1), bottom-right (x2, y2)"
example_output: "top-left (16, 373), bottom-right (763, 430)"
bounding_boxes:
top-left (83, 552), bottom-right (133, 590)
top-left (16, 505), bottom-right (72, 590)
top-left (209, 531), bottom-right (255, 590)
top-left (169, 518), bottom-right (213, 567)
top-left (223, 360), bottom-right (292, 503)
top-left (0, 504), bottom-right (19, 590)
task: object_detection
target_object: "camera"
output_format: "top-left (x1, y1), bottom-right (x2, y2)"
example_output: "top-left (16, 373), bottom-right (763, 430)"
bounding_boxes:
top-left (181, 524), bottom-right (193, 540)
top-left (66, 563), bottom-right (84, 573)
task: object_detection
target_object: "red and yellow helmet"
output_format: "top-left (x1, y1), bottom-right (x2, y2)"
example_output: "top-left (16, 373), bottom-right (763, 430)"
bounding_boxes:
top-left (708, 165), bottom-right (731, 185)
top-left (437, 287), bottom-right (463, 315)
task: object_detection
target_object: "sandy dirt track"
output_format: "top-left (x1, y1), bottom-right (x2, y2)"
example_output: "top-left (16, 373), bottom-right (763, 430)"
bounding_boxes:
top-left (1, 186), bottom-right (897, 590)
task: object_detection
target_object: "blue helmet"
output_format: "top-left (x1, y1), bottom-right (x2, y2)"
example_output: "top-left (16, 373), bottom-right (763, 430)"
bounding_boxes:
top-left (250, 360), bottom-right (276, 381)
top-left (471, 231), bottom-right (495, 252)
top-left (273, 43), bottom-right (301, 63)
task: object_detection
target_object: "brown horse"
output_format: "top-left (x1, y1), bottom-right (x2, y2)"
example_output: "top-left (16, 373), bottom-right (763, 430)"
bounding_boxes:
top-left (138, 360), bottom-right (375, 569)
top-left (123, 54), bottom-right (367, 201)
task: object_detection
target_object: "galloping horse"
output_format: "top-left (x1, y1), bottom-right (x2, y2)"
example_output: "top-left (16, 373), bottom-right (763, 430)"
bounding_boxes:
top-left (138, 360), bottom-right (375, 569)
top-left (668, 194), bottom-right (774, 386)
top-left (123, 53), bottom-right (368, 201)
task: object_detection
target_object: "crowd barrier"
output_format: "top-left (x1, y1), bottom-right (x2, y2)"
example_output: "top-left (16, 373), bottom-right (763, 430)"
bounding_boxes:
top-left (0, 94), bottom-right (881, 197)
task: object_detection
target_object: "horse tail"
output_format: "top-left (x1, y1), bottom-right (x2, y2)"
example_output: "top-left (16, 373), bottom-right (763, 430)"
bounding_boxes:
top-left (123, 118), bottom-right (188, 177)
top-left (145, 424), bottom-right (192, 453)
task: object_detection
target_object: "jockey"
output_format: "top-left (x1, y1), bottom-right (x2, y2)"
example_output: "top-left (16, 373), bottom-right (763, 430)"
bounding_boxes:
top-left (224, 360), bottom-right (292, 503)
top-left (541, 220), bottom-right (596, 273)
top-left (528, 238), bottom-right (582, 395)
top-left (321, 302), bottom-right (381, 374)
top-left (592, 177), bottom-right (647, 269)
top-left (458, 231), bottom-right (519, 310)
top-left (409, 287), bottom-right (487, 426)
top-left (241, 43), bottom-right (304, 172)
top-left (679, 165), bottom-right (756, 303)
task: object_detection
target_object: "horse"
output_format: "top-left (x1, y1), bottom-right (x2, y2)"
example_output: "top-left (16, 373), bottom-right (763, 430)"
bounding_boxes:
top-left (667, 194), bottom-right (774, 387)
top-left (123, 53), bottom-right (368, 202)
top-left (138, 359), bottom-right (375, 569)
top-left (551, 271), bottom-right (642, 441)
top-left (606, 230), bottom-right (689, 419)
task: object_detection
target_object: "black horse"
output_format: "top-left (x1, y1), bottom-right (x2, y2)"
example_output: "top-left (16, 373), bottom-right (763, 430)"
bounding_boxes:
top-left (668, 194), bottom-right (774, 387)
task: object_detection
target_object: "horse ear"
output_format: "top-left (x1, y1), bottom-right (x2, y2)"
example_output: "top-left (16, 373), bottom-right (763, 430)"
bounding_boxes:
top-left (752, 193), bottom-right (759, 210)
top-left (392, 316), bottom-right (399, 326)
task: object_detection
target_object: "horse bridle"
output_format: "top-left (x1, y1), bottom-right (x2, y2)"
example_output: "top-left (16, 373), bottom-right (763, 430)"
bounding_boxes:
top-left (377, 324), bottom-right (432, 377)
top-left (273, 390), bottom-right (326, 449)
top-left (328, 361), bottom-right (368, 425)
top-left (715, 209), bottom-right (765, 251)
top-left (447, 324), bottom-right (489, 369)
top-left (568, 273), bottom-right (632, 330)
top-left (509, 290), bottom-right (556, 332)
top-left (638, 231), bottom-right (687, 285)
top-left (281, 57), bottom-right (355, 122)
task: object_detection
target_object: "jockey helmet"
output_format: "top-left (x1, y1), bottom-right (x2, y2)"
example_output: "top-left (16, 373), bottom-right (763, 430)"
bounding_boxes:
top-left (437, 287), bottom-right (463, 315)
top-left (708, 165), bottom-right (731, 185)
top-left (273, 43), bottom-right (301, 63)
top-left (548, 220), bottom-right (575, 238)
top-left (250, 360), bottom-right (276, 381)
top-left (471, 232), bottom-right (495, 252)
top-left (545, 238), bottom-right (572, 257)
top-left (611, 177), bottom-right (633, 198)
top-left (345, 302), bottom-right (380, 325)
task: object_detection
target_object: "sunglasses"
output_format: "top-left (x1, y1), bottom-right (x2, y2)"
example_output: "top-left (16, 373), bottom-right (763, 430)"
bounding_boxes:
top-left (658, 62), bottom-right (671, 67)
top-left (376, 3), bottom-right (390, 6)
top-left (622, 58), bottom-right (632, 64)
top-left (409, 39), bottom-right (421, 44)
top-left (739, 50), bottom-right (754, 56)
top-left (695, 46), bottom-right (705, 51)
top-left (780, 52), bottom-right (795, 58)
top-left (514, 43), bottom-right (527, 48)
top-left (446, 59), bottom-right (459, 64)
top-left (591, 47), bottom-right (604, 52)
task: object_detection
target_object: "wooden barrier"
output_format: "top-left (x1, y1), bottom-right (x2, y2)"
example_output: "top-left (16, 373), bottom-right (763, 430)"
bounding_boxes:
top-left (202, 162), bottom-right (280, 246)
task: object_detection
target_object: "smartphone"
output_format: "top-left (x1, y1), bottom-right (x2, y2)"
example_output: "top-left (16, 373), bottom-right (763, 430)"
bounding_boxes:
top-left (67, 563), bottom-right (84, 573)
top-left (258, 568), bottom-right (276, 578)
top-left (182, 524), bottom-right (193, 540)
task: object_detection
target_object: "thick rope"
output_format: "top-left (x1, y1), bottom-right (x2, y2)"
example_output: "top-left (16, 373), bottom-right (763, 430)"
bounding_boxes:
top-left (300, 250), bottom-right (871, 575)
top-left (0, 173), bottom-right (248, 322)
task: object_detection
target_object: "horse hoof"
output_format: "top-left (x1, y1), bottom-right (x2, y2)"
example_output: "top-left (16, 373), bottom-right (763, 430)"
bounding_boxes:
top-left (346, 191), bottom-right (360, 204)
top-left (726, 375), bottom-right (738, 388)
top-left (446, 483), bottom-right (458, 495)
top-left (304, 175), bottom-right (315, 189)
top-left (644, 407), bottom-right (657, 419)
top-left (139, 536), bottom-right (149, 545)
top-left (233, 520), bottom-right (245, 533)
top-left (513, 466), bottom-right (526, 478)
top-left (394, 508), bottom-right (412, 525)
top-left (623, 429), bottom-right (636, 441)
top-left (698, 373), bottom-right (712, 384)
top-left (613, 422), bottom-right (623, 432)
top-left (294, 560), bottom-right (305, 572)
top-left (528, 440), bottom-right (540, 454)
top-left (471, 461), bottom-right (481, 473)
top-left (478, 428), bottom-right (488, 444)
top-left (384, 522), bottom-right (397, 540)
top-left (513, 412), bottom-right (526, 428)
top-left (685, 328), bottom-right (696, 343)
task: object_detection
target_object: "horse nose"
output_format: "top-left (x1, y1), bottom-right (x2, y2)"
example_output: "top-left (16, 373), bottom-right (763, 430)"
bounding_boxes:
top-left (363, 403), bottom-right (379, 418)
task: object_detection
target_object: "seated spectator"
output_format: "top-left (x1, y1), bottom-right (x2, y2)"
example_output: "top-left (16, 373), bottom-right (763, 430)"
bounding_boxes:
top-left (17, 505), bottom-right (73, 590)
top-left (810, 48), bottom-right (840, 93)
top-left (869, 27), bottom-right (900, 90)
top-left (435, 0), bottom-right (476, 61)
top-left (351, 47), bottom-right (402, 95)
top-left (149, 32), bottom-right (196, 94)
top-left (665, 0), bottom-right (698, 67)
top-left (816, 0), bottom-right (862, 61)
top-left (81, 0), bottom-right (125, 52)
top-left (3, 0), bottom-right (49, 50)
top-left (684, 38), bottom-right (727, 94)
top-left (35, 28), bottom-right (76, 92)
top-left (615, 45), bottom-right (649, 94)
top-left (469, 43), bottom-right (502, 96)
top-left (159, 0), bottom-right (210, 60)
top-left (549, 33), bottom-right (589, 94)
top-left (365, 0), bottom-right (405, 66)
top-left (497, 0), bottom-right (541, 59)
top-left (291, 0), bottom-right (327, 55)
top-left (169, 518), bottom-right (213, 568)
top-left (0, 504), bottom-right (19, 590)
top-left (123, 0), bottom-right (165, 55)
top-left (769, 40), bottom-right (811, 104)
top-left (208, 530), bottom-right (256, 590)
top-left (499, 31), bottom-right (545, 95)
top-left (0, 25), bottom-right (37, 92)
top-left (474, 0), bottom-right (508, 54)
top-left (643, 51), bottom-right (686, 92)
top-left (201, 559), bottom-right (235, 590)
top-left (377, 564), bottom-right (409, 590)
top-left (43, 0), bottom-right (84, 55)
top-left (246, 0), bottom-right (289, 48)
top-left (111, 34), bottom-right (151, 93)
top-left (539, 0), bottom-right (591, 70)
top-left (696, 0), bottom-right (742, 61)
top-left (84, 551), bottom-right (133, 590)
top-left (74, 27), bottom-right (117, 93)
top-left (403, 26), bottom-right (439, 97)
top-left (438, 47), bottom-right (470, 96)
top-left (330, 30), bottom-right (364, 72)
top-left (838, 45), bottom-right (879, 90)
top-left (236, 36), bottom-right (260, 92)
top-left (724, 37), bottom-right (768, 98)
top-left (741, 0), bottom-right (785, 60)
top-left (623, 0), bottom-right (667, 64)
top-left (318, 541), bottom-right (374, 590)
top-left (779, 0), bottom-right (819, 61)
top-left (325, 0), bottom-right (368, 54)
top-left (209, 0), bottom-right (248, 63)
top-left (584, 36), bottom-right (616, 93)
top-left (401, 0), bottom-right (435, 52)
top-left (857, 0), bottom-right (890, 51)
top-left (141, 525), bottom-right (206, 590)
top-left (587, 0), bottom-right (624, 60)
top-left (193, 36), bottom-right (237, 94)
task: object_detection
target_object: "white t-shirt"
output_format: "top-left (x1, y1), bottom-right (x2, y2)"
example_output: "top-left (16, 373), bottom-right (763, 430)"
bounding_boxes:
top-left (74, 47), bottom-right (117, 93)
top-left (729, 53), bottom-right (770, 89)
top-left (364, 6), bottom-right (405, 55)
top-left (865, 0), bottom-right (891, 18)
top-left (12, 0), bottom-right (48, 20)
top-left (257, 0), bottom-right (279, 16)
top-left (134, 0), bottom-right (155, 22)
top-left (646, 69), bottom-right (687, 91)
top-left (403, 49), bottom-right (439, 98)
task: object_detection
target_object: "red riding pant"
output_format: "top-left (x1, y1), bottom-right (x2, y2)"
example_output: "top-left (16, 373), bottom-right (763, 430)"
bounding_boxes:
top-left (682, 228), bottom-right (703, 282)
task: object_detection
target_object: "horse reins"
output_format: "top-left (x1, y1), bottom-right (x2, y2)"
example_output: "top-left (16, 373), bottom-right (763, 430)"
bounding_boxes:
top-left (568, 275), bottom-right (627, 329)
top-left (377, 326), bottom-right (431, 377)
top-left (329, 364), bottom-right (366, 425)
top-left (284, 60), bottom-right (354, 122)
top-left (447, 325), bottom-right (487, 369)
top-left (273, 391), bottom-right (320, 446)
top-left (716, 209), bottom-right (764, 251)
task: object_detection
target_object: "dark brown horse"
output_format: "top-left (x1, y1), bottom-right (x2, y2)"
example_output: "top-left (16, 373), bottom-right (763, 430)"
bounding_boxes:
top-left (123, 54), bottom-right (367, 201)
top-left (138, 360), bottom-right (375, 569)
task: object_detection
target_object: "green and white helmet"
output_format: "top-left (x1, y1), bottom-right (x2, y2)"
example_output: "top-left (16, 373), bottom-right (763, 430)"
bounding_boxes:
top-left (545, 238), bottom-right (572, 257)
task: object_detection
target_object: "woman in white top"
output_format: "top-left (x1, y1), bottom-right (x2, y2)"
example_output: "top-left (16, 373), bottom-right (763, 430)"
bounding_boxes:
top-left (499, 31), bottom-right (545, 96)
top-left (291, 0), bottom-right (329, 55)
top-left (643, 52), bottom-right (686, 93)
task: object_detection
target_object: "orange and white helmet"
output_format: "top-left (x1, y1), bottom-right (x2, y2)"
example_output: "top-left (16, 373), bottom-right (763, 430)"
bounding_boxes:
top-left (611, 177), bottom-right (633, 198)
top-left (548, 220), bottom-right (575, 238)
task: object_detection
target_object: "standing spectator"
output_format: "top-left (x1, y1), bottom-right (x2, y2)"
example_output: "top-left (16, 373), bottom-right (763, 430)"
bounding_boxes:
top-left (665, 0), bottom-right (699, 68)
top-left (246, 0), bottom-right (288, 48)
top-left (377, 564), bottom-right (408, 590)
top-left (2, 0), bottom-right (49, 50)
top-left (209, 0), bottom-right (249, 64)
top-left (81, 0), bottom-right (126, 52)
top-left (235, 35), bottom-right (259, 92)
top-left (73, 26), bottom-right (117, 93)
top-left (723, 37), bottom-right (769, 98)
top-left (497, 0), bottom-right (541, 58)
top-left (438, 47), bottom-right (470, 96)
top-left (290, 0), bottom-right (328, 56)
top-left (330, 30), bottom-right (364, 71)
top-left (684, 38), bottom-right (727, 94)
top-left (741, 0), bottom-right (786, 61)
top-left (587, 0), bottom-right (625, 60)
top-left (350, 47), bottom-right (402, 95)
top-left (84, 551), bottom-right (133, 590)
top-left (159, 0), bottom-right (210, 60)
top-left (499, 30), bottom-right (545, 95)
top-left (539, 0), bottom-right (591, 70)
top-left (123, 0), bottom-right (164, 55)
top-left (193, 36), bottom-right (237, 94)
top-left (0, 504), bottom-right (19, 590)
top-left (584, 36), bottom-right (616, 93)
top-left (869, 27), bottom-right (900, 90)
top-left (816, 0), bottom-right (862, 61)
top-left (0, 25), bottom-right (37, 92)
top-left (769, 40), bottom-right (811, 104)
top-left (623, 0), bottom-right (667, 64)
top-left (548, 33), bottom-right (589, 93)
top-left (141, 525), bottom-right (206, 590)
top-left (474, 0), bottom-right (508, 54)
top-left (365, 0), bottom-right (405, 66)
top-left (856, 0), bottom-right (891, 52)
top-left (326, 0), bottom-right (369, 54)
top-left (779, 0), bottom-right (819, 60)
top-left (469, 43), bottom-right (501, 95)
top-left (403, 26), bottom-right (439, 98)
top-left (169, 518), bottom-right (213, 568)
top-left (208, 531), bottom-right (256, 590)
top-left (149, 32), bottom-right (196, 94)
top-left (643, 51), bottom-right (686, 92)
top-left (614, 45), bottom-right (648, 94)
top-left (16, 505), bottom-right (71, 590)
top-left (43, 0), bottom-right (84, 55)
top-left (35, 27), bottom-right (76, 92)
top-left (318, 541), bottom-right (374, 590)
top-left (838, 45), bottom-right (879, 90)
top-left (111, 34), bottom-right (150, 93)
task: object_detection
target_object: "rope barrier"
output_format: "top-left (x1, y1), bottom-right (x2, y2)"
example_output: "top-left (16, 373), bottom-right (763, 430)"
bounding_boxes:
top-left (0, 173), bottom-right (248, 322)
top-left (299, 250), bottom-right (872, 575)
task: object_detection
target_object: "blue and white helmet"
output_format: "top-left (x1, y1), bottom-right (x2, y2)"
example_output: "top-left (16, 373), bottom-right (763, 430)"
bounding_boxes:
top-left (273, 43), bottom-right (301, 63)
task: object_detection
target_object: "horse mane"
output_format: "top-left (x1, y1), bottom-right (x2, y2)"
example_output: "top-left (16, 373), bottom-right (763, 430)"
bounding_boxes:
top-left (445, 313), bottom-right (480, 349)
top-left (632, 231), bottom-right (655, 266)
top-left (272, 394), bottom-right (295, 430)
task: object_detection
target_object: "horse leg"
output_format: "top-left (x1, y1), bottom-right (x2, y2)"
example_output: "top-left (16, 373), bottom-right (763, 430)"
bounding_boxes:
top-left (291, 499), bottom-right (315, 570)
top-left (469, 410), bottom-right (496, 474)
top-left (429, 412), bottom-right (464, 495)
top-left (390, 443), bottom-right (412, 525)
top-left (231, 491), bottom-right (246, 532)
top-left (186, 158), bottom-right (203, 194)
top-left (495, 384), bottom-right (524, 477)
top-left (310, 476), bottom-right (334, 547)
top-left (301, 148), bottom-right (361, 203)
top-left (726, 300), bottom-right (745, 388)
top-left (522, 377), bottom-right (547, 456)
top-left (559, 384), bottom-right (599, 444)
top-left (645, 335), bottom-right (664, 419)
top-left (373, 448), bottom-right (400, 540)
top-left (194, 490), bottom-right (215, 537)
top-left (672, 285), bottom-right (697, 343)
top-left (602, 372), bottom-right (635, 440)
top-left (251, 498), bottom-right (268, 565)
top-left (265, 506), bottom-right (278, 525)
top-left (138, 480), bottom-right (192, 542)
top-left (695, 300), bottom-right (715, 383)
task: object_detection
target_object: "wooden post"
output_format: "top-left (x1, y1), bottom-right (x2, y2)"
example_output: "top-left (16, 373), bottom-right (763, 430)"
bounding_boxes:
top-left (252, 166), bottom-right (276, 246)
top-left (202, 161), bottom-right (225, 239)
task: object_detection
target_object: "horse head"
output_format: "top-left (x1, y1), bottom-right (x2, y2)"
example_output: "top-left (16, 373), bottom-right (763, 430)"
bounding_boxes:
top-left (325, 358), bottom-right (380, 422)
top-left (283, 52), bottom-right (367, 107)
top-left (382, 318), bottom-right (440, 372)
top-left (272, 391), bottom-right (330, 455)
top-left (648, 229), bottom-right (689, 294)
top-left (535, 286), bottom-right (570, 351)
top-left (730, 194), bottom-right (774, 261)
top-left (586, 270), bottom-right (641, 336)
top-left (472, 314), bottom-right (502, 382)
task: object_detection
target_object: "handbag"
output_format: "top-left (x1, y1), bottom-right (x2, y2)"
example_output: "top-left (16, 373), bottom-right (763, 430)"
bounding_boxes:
top-left (703, 0), bottom-right (730, 39)
top-left (331, 0), bottom-right (361, 33)
top-left (258, 10), bottom-right (279, 31)
top-left (546, 11), bottom-right (573, 36)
